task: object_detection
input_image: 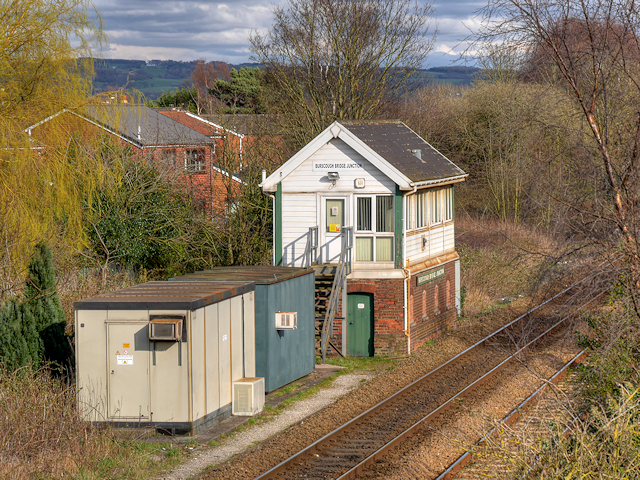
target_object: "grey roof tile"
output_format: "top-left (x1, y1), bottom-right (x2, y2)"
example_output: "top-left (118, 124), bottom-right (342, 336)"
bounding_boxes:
top-left (341, 120), bottom-right (465, 183)
top-left (83, 105), bottom-right (214, 147)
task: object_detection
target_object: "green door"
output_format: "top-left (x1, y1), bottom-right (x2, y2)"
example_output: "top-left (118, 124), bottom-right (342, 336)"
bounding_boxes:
top-left (347, 293), bottom-right (374, 356)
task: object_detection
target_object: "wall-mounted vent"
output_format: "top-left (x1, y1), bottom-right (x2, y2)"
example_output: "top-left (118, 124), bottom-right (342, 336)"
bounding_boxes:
top-left (275, 312), bottom-right (297, 330)
top-left (233, 377), bottom-right (265, 416)
top-left (149, 316), bottom-right (184, 341)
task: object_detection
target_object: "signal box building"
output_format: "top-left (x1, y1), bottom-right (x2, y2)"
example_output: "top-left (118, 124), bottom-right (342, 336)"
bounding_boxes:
top-left (260, 120), bottom-right (467, 357)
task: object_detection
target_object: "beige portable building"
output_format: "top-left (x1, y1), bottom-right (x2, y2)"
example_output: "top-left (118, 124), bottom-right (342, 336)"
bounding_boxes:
top-left (74, 281), bottom-right (257, 434)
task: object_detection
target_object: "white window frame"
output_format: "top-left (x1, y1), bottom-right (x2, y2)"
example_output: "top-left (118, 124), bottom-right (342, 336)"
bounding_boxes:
top-left (407, 186), bottom-right (454, 232)
top-left (354, 194), bottom-right (394, 262)
top-left (185, 148), bottom-right (206, 172)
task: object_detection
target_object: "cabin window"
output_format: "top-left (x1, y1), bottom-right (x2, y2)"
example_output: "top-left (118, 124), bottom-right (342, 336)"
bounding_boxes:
top-left (408, 186), bottom-right (454, 230)
top-left (355, 195), bottom-right (394, 261)
top-left (185, 148), bottom-right (206, 172)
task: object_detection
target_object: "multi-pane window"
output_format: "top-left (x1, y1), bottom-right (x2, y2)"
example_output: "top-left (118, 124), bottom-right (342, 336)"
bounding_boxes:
top-left (355, 195), bottom-right (394, 262)
top-left (185, 148), bottom-right (206, 172)
top-left (407, 186), bottom-right (454, 230)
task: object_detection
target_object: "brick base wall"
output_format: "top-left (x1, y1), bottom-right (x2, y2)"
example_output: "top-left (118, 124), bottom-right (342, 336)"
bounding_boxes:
top-left (328, 260), bottom-right (458, 358)
top-left (409, 261), bottom-right (457, 351)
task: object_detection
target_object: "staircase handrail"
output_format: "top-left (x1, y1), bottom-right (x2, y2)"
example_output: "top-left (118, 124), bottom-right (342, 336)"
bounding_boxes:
top-left (320, 227), bottom-right (353, 363)
top-left (304, 226), bottom-right (319, 268)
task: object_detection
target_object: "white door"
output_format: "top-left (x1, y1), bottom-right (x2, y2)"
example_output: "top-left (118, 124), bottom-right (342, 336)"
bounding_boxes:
top-left (107, 323), bottom-right (150, 420)
top-left (321, 197), bottom-right (348, 263)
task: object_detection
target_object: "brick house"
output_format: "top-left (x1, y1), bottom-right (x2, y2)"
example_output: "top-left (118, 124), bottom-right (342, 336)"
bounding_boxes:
top-left (25, 105), bottom-right (242, 218)
top-left (260, 120), bottom-right (467, 357)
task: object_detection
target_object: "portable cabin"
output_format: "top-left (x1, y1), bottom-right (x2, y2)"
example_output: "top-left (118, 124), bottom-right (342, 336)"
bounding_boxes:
top-left (171, 266), bottom-right (315, 392)
top-left (260, 120), bottom-right (468, 358)
top-left (74, 281), bottom-right (259, 434)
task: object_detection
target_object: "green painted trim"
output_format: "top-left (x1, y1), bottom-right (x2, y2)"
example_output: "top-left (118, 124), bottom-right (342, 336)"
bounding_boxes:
top-left (275, 182), bottom-right (283, 266)
top-left (394, 185), bottom-right (403, 269)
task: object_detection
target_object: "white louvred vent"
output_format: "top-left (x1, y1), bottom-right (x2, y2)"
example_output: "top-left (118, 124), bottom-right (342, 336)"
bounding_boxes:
top-left (275, 312), bottom-right (297, 330)
top-left (233, 378), bottom-right (265, 416)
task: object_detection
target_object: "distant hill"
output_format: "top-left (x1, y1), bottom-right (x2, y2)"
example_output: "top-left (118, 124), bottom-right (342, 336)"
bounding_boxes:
top-left (91, 59), bottom-right (481, 100)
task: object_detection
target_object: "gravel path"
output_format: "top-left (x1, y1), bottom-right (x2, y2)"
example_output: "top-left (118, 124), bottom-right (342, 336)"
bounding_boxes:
top-left (153, 373), bottom-right (374, 480)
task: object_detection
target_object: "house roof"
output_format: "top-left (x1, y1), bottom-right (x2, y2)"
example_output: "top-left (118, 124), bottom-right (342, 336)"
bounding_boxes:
top-left (339, 120), bottom-right (465, 183)
top-left (83, 105), bottom-right (215, 147)
top-left (260, 120), bottom-right (466, 192)
top-left (25, 105), bottom-right (215, 148)
top-left (156, 109), bottom-right (244, 139)
top-left (201, 114), bottom-right (281, 136)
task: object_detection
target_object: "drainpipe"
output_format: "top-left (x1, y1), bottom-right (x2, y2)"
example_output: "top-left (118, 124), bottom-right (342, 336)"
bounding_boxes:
top-left (402, 194), bottom-right (411, 355)
top-left (263, 170), bottom-right (276, 266)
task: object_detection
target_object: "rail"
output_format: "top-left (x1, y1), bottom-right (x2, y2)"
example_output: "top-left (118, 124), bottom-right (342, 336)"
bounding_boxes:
top-left (304, 226), bottom-right (318, 268)
top-left (255, 273), bottom-right (609, 479)
top-left (320, 227), bottom-right (352, 363)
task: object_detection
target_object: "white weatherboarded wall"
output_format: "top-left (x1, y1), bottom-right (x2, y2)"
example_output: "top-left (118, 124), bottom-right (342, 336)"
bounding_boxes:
top-left (281, 139), bottom-right (395, 267)
top-left (405, 222), bottom-right (455, 262)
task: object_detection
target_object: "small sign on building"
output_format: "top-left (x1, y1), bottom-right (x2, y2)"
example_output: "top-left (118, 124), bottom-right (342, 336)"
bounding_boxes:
top-left (417, 267), bottom-right (445, 285)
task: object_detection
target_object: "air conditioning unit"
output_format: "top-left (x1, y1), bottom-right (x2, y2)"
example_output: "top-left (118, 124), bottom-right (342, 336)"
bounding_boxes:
top-left (148, 316), bottom-right (184, 341)
top-left (275, 312), bottom-right (297, 330)
top-left (232, 377), bottom-right (265, 416)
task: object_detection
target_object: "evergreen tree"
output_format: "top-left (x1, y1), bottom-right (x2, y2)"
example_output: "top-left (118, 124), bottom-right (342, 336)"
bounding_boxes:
top-left (0, 299), bottom-right (42, 369)
top-left (23, 242), bottom-right (71, 367)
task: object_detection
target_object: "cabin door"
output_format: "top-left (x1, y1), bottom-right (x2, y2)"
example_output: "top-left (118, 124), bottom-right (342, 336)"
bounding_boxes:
top-left (107, 323), bottom-right (150, 420)
top-left (320, 196), bottom-right (349, 263)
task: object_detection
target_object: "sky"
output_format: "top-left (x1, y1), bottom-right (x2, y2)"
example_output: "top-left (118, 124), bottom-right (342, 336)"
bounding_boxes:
top-left (93, 0), bottom-right (487, 67)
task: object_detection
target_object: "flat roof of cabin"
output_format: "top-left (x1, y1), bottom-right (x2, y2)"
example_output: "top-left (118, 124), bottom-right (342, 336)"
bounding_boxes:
top-left (74, 281), bottom-right (255, 310)
top-left (172, 266), bottom-right (314, 285)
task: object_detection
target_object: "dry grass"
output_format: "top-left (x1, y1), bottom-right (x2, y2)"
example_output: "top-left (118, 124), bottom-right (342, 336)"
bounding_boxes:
top-left (0, 366), bottom-right (105, 479)
top-left (456, 214), bottom-right (567, 318)
top-left (0, 366), bottom-right (189, 479)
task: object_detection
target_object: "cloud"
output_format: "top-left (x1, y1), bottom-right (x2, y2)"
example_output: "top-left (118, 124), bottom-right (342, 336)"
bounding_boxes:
top-left (94, 0), bottom-right (484, 66)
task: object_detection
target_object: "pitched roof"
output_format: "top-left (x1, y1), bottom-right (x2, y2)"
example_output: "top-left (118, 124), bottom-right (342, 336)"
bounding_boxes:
top-left (157, 110), bottom-right (223, 137)
top-left (261, 120), bottom-right (466, 192)
top-left (340, 120), bottom-right (465, 183)
top-left (201, 114), bottom-right (281, 136)
top-left (81, 105), bottom-right (214, 147)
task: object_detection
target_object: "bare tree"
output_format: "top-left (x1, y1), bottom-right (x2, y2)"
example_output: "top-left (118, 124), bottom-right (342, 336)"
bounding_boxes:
top-left (474, 0), bottom-right (640, 310)
top-left (250, 0), bottom-right (436, 147)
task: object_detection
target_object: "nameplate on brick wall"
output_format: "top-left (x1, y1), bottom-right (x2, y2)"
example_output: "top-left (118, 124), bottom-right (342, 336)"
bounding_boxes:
top-left (417, 267), bottom-right (445, 285)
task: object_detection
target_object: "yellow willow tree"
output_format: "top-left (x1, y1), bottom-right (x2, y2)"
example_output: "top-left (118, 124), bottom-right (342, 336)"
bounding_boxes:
top-left (0, 0), bottom-right (105, 293)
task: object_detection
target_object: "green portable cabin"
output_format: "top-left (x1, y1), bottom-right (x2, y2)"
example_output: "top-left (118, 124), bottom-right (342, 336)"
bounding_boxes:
top-left (171, 266), bottom-right (315, 392)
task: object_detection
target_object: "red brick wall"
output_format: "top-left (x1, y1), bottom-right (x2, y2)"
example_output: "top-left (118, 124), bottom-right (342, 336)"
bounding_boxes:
top-left (409, 261), bottom-right (457, 351)
top-left (327, 262), bottom-right (458, 358)
top-left (329, 278), bottom-right (407, 357)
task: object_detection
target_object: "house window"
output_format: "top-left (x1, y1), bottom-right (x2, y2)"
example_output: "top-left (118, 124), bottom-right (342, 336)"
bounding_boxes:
top-left (355, 195), bottom-right (394, 262)
top-left (408, 186), bottom-right (454, 230)
top-left (185, 148), bottom-right (206, 172)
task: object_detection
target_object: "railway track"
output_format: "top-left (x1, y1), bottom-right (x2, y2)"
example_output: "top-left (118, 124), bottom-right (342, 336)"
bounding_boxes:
top-left (254, 275), bottom-right (608, 480)
top-left (441, 351), bottom-right (584, 480)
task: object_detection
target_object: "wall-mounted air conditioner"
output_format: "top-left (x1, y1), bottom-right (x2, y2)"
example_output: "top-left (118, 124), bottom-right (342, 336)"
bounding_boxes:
top-left (149, 316), bottom-right (184, 341)
top-left (233, 377), bottom-right (265, 416)
top-left (275, 312), bottom-right (297, 330)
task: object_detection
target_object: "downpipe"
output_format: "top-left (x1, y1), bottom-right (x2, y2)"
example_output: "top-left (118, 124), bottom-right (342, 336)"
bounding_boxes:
top-left (402, 194), bottom-right (410, 355)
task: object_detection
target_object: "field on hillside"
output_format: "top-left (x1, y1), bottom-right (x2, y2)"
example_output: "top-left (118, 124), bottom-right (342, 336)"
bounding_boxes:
top-left (91, 60), bottom-right (481, 100)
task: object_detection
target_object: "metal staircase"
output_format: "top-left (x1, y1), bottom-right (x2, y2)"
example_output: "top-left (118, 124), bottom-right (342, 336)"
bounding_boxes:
top-left (304, 227), bottom-right (352, 363)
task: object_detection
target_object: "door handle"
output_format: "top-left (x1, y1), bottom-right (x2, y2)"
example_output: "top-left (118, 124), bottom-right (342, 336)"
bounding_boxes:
top-left (349, 322), bottom-right (353, 324)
